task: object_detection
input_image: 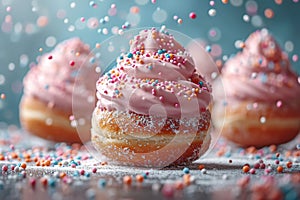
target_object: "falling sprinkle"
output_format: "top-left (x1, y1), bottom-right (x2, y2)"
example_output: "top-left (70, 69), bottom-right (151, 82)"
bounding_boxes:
top-left (264, 8), bottom-right (274, 19)
top-left (205, 45), bottom-right (212, 52)
top-left (189, 12), bottom-right (197, 19)
top-left (260, 116), bottom-right (266, 124)
top-left (208, 9), bottom-right (216, 17)
top-left (292, 54), bottom-right (298, 62)
top-left (276, 100), bottom-right (282, 108)
top-left (243, 14), bottom-right (250, 22)
top-left (89, 1), bottom-right (97, 8)
top-left (177, 18), bottom-right (183, 24)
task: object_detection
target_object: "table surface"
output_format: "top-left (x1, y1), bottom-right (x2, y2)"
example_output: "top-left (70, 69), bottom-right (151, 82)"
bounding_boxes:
top-left (0, 129), bottom-right (299, 200)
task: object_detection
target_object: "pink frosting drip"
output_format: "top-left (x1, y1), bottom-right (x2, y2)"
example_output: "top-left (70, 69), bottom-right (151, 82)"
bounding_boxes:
top-left (221, 29), bottom-right (300, 106)
top-left (23, 38), bottom-right (99, 113)
top-left (96, 29), bottom-right (212, 118)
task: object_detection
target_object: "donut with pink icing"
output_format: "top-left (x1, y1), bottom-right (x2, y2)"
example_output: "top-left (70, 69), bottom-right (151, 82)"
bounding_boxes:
top-left (213, 29), bottom-right (300, 147)
top-left (91, 29), bottom-right (212, 167)
top-left (20, 38), bottom-right (98, 143)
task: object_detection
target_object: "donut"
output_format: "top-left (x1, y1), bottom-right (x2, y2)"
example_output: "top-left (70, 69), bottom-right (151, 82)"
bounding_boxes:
top-left (91, 28), bottom-right (212, 167)
top-left (213, 29), bottom-right (300, 148)
top-left (20, 38), bottom-right (99, 143)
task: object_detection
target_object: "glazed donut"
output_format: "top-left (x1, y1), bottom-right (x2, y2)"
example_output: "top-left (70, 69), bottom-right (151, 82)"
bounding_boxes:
top-left (91, 28), bottom-right (212, 167)
top-left (213, 29), bottom-right (300, 148)
top-left (20, 38), bottom-right (99, 143)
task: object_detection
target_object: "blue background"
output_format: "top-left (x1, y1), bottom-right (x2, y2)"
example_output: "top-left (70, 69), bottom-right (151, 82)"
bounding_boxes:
top-left (0, 0), bottom-right (299, 126)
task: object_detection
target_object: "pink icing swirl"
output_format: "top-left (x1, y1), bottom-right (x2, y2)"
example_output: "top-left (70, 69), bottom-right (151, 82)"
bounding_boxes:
top-left (23, 38), bottom-right (99, 113)
top-left (221, 29), bottom-right (300, 105)
top-left (96, 29), bottom-right (212, 118)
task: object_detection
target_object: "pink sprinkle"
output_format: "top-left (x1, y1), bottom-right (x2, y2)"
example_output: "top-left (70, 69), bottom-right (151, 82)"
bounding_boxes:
top-left (159, 96), bottom-right (164, 101)
top-left (92, 168), bottom-right (97, 173)
top-left (174, 103), bottom-right (179, 108)
top-left (276, 100), bottom-right (282, 108)
top-left (260, 163), bottom-right (266, 169)
top-left (275, 160), bottom-right (280, 165)
top-left (80, 17), bottom-right (85, 22)
top-left (69, 60), bottom-right (75, 66)
top-left (29, 178), bottom-right (36, 188)
top-left (152, 89), bottom-right (156, 95)
top-left (6, 6), bottom-right (11, 12)
top-left (254, 163), bottom-right (260, 169)
top-left (80, 169), bottom-right (85, 175)
top-left (264, 168), bottom-right (271, 174)
top-left (292, 54), bottom-right (298, 62)
top-left (162, 184), bottom-right (174, 198)
top-left (249, 168), bottom-right (256, 174)
top-left (48, 55), bottom-right (53, 60)
top-left (82, 155), bottom-right (89, 160)
top-left (253, 102), bottom-right (258, 109)
top-left (209, 1), bottom-right (215, 6)
top-left (189, 12), bottom-right (197, 19)
top-left (2, 165), bottom-right (8, 172)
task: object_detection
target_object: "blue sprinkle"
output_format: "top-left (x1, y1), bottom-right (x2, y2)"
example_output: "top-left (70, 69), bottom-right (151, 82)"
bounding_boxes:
top-left (119, 55), bottom-right (124, 60)
top-left (115, 90), bottom-right (120, 95)
top-left (158, 49), bottom-right (163, 54)
top-left (296, 144), bottom-right (300, 150)
top-left (254, 154), bottom-right (261, 159)
top-left (99, 18), bottom-right (105, 24)
top-left (279, 157), bottom-right (284, 161)
top-left (142, 173), bottom-right (148, 179)
top-left (183, 167), bottom-right (190, 174)
top-left (73, 170), bottom-right (80, 177)
top-left (89, 57), bottom-right (95, 64)
top-left (148, 65), bottom-right (153, 70)
top-left (89, 1), bottom-right (96, 7)
top-left (127, 52), bottom-right (133, 58)
top-left (199, 81), bottom-right (203, 87)
top-left (225, 152), bottom-right (231, 157)
top-left (48, 179), bottom-right (56, 187)
top-left (85, 172), bottom-right (91, 178)
top-left (205, 46), bottom-right (211, 52)
top-left (51, 160), bottom-right (58, 166)
top-left (98, 179), bottom-right (106, 188)
top-left (124, 21), bottom-right (131, 27)
top-left (76, 156), bottom-right (82, 160)
top-left (260, 73), bottom-right (268, 83)
top-left (165, 53), bottom-right (170, 58)
top-left (70, 160), bottom-right (78, 166)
